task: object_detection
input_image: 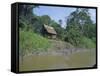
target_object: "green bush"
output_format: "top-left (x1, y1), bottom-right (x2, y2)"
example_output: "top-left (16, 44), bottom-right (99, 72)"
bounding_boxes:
top-left (19, 29), bottom-right (51, 55)
top-left (91, 37), bottom-right (96, 43)
top-left (80, 37), bottom-right (96, 48)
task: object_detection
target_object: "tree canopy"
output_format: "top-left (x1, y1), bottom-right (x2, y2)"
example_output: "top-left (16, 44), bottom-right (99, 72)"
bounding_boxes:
top-left (65, 8), bottom-right (96, 46)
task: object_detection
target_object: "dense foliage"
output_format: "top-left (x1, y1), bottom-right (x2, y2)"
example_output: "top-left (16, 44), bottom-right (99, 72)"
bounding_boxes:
top-left (65, 8), bottom-right (96, 47)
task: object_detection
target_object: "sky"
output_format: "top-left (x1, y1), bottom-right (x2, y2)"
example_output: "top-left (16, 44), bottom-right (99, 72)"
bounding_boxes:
top-left (33, 6), bottom-right (96, 28)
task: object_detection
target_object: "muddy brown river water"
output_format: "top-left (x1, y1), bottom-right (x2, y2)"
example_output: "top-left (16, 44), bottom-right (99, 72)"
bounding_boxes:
top-left (19, 48), bottom-right (96, 71)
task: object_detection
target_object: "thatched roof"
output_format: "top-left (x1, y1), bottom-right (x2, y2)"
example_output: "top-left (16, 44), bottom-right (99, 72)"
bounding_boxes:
top-left (43, 24), bottom-right (57, 35)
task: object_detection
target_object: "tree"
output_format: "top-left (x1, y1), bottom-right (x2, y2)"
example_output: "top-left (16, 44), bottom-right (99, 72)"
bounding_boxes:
top-left (58, 19), bottom-right (63, 25)
top-left (19, 5), bottom-right (37, 17)
top-left (83, 23), bottom-right (96, 40)
top-left (65, 25), bottom-right (82, 46)
top-left (30, 15), bottom-right (52, 34)
top-left (40, 15), bottom-right (51, 25)
top-left (65, 8), bottom-right (95, 46)
top-left (66, 8), bottom-right (93, 34)
top-left (19, 5), bottom-right (38, 31)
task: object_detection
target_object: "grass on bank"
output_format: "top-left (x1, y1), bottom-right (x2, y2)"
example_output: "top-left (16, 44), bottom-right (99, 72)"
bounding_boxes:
top-left (19, 29), bottom-right (51, 55)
